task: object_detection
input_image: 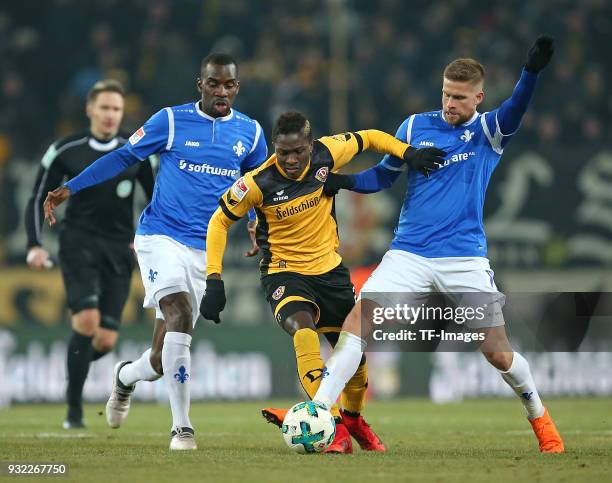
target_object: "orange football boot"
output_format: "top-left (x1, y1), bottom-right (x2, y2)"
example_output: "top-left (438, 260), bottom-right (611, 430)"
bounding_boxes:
top-left (261, 407), bottom-right (288, 428)
top-left (529, 408), bottom-right (565, 453)
top-left (342, 411), bottom-right (386, 451)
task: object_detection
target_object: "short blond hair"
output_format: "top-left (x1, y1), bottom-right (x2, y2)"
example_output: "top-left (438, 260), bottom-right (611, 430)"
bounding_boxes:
top-left (443, 58), bottom-right (485, 85)
top-left (86, 79), bottom-right (125, 103)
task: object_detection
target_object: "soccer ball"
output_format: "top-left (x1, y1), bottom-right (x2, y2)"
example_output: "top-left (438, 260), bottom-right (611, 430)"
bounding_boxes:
top-left (282, 401), bottom-right (336, 454)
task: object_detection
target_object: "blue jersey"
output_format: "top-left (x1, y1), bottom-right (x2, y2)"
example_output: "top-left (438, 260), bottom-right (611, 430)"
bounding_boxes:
top-left (349, 69), bottom-right (538, 258)
top-left (66, 102), bottom-right (267, 250)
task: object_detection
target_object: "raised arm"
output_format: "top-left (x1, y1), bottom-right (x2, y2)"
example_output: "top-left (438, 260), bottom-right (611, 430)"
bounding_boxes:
top-left (44, 109), bottom-right (171, 225)
top-left (321, 120), bottom-right (446, 196)
top-left (483, 36), bottom-right (554, 150)
top-left (65, 145), bottom-right (141, 194)
top-left (323, 156), bottom-right (403, 196)
top-left (317, 130), bottom-right (409, 172)
top-left (43, 146), bottom-right (141, 225)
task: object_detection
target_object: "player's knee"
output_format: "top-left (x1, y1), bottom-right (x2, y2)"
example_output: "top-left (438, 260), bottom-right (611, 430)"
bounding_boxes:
top-left (278, 302), bottom-right (317, 336)
top-left (343, 303), bottom-right (363, 335)
top-left (482, 351), bottom-right (513, 371)
top-left (93, 339), bottom-right (115, 353)
top-left (160, 293), bottom-right (192, 333)
top-left (92, 331), bottom-right (117, 354)
top-left (72, 308), bottom-right (101, 336)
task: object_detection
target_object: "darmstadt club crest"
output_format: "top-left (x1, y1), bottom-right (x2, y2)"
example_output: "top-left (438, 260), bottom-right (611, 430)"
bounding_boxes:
top-left (272, 285), bottom-right (285, 300)
top-left (315, 166), bottom-right (329, 182)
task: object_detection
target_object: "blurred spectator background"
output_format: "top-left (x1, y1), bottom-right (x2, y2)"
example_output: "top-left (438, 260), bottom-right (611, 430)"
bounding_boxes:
top-left (1, 0), bottom-right (611, 269)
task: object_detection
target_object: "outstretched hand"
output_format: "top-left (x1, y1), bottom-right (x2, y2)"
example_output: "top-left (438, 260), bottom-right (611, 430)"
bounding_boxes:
top-left (44, 186), bottom-right (71, 226)
top-left (525, 35), bottom-right (554, 73)
top-left (403, 147), bottom-right (447, 177)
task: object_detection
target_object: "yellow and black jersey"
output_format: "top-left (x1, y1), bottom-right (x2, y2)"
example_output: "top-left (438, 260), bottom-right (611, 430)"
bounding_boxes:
top-left (206, 129), bottom-right (411, 276)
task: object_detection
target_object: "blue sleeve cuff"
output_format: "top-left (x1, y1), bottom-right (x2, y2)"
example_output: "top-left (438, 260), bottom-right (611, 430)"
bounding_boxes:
top-left (351, 162), bottom-right (401, 194)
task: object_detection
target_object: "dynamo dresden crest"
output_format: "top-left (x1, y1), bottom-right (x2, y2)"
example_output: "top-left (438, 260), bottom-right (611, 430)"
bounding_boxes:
top-left (315, 166), bottom-right (329, 183)
top-left (272, 285), bottom-right (285, 300)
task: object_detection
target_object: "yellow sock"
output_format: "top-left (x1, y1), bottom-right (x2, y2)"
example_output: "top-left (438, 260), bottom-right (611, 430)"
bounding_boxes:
top-left (293, 328), bottom-right (341, 419)
top-left (341, 359), bottom-right (368, 414)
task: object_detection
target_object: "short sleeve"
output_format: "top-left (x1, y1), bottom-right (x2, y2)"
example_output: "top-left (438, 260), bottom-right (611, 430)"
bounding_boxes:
top-left (218, 173), bottom-right (263, 221)
top-left (317, 132), bottom-right (363, 171)
top-left (380, 118), bottom-right (410, 172)
top-left (241, 121), bottom-right (268, 174)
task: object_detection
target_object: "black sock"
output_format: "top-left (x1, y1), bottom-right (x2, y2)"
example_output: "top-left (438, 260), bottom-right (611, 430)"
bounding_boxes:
top-left (91, 349), bottom-right (109, 361)
top-left (66, 331), bottom-right (94, 421)
top-left (342, 410), bottom-right (361, 418)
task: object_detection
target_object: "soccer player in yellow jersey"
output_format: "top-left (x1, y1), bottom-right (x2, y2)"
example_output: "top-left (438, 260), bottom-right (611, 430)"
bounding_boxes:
top-left (200, 111), bottom-right (445, 453)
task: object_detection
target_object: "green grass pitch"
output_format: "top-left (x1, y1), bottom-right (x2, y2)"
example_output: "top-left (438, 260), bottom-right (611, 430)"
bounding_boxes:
top-left (1, 399), bottom-right (610, 482)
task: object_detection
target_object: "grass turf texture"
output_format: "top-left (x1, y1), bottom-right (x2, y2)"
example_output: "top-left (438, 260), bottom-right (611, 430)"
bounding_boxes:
top-left (1, 399), bottom-right (610, 483)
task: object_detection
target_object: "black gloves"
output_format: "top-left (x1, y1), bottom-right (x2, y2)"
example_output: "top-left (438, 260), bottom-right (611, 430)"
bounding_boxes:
top-left (323, 147), bottom-right (447, 195)
top-left (403, 146), bottom-right (447, 177)
top-left (323, 172), bottom-right (355, 197)
top-left (525, 35), bottom-right (554, 73)
top-left (200, 278), bottom-right (226, 324)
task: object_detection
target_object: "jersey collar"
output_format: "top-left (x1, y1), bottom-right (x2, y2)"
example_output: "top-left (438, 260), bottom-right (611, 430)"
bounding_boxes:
top-left (461, 111), bottom-right (480, 126)
top-left (88, 137), bottom-right (119, 152)
top-left (440, 110), bottom-right (480, 127)
top-left (195, 102), bottom-right (234, 122)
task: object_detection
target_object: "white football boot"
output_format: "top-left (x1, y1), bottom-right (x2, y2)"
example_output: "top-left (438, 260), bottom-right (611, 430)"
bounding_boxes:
top-left (170, 427), bottom-right (197, 450)
top-left (105, 361), bottom-right (135, 428)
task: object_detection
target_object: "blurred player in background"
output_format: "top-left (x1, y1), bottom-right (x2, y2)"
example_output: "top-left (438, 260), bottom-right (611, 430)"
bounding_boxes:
top-left (315, 36), bottom-right (565, 453)
top-left (24, 79), bottom-right (155, 429)
top-left (43, 53), bottom-right (267, 450)
top-left (199, 111), bottom-right (445, 453)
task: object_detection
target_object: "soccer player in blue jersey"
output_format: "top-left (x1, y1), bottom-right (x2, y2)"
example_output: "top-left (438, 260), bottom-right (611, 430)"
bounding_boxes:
top-left (311, 36), bottom-right (565, 453)
top-left (44, 53), bottom-right (267, 450)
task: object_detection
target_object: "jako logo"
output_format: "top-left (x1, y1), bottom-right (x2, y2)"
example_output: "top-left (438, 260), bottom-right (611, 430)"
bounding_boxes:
top-left (275, 195), bottom-right (320, 219)
top-left (460, 129), bottom-right (474, 142)
top-left (185, 140), bottom-right (200, 147)
top-left (419, 141), bottom-right (434, 147)
top-left (178, 160), bottom-right (238, 177)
